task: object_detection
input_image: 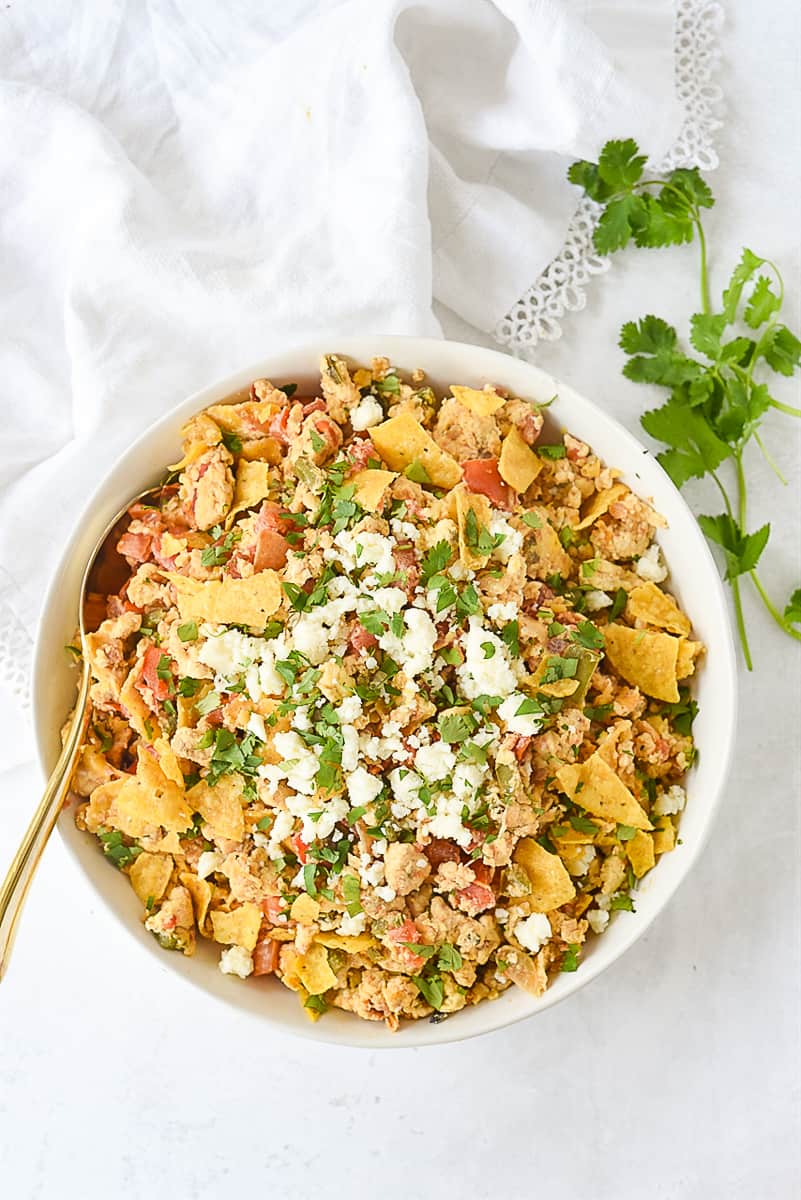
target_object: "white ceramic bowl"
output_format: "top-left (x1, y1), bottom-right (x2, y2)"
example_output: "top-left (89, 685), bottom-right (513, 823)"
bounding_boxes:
top-left (33, 337), bottom-right (737, 1047)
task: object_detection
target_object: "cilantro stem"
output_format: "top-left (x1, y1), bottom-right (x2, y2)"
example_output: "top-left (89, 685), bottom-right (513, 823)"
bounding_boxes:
top-left (695, 216), bottom-right (711, 315)
top-left (711, 465), bottom-right (753, 669)
top-left (751, 571), bottom-right (801, 642)
top-left (753, 431), bottom-right (788, 485)
top-left (768, 397), bottom-right (801, 418)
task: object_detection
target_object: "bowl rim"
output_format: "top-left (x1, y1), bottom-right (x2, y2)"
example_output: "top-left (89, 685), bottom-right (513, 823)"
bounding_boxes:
top-left (32, 335), bottom-right (738, 1048)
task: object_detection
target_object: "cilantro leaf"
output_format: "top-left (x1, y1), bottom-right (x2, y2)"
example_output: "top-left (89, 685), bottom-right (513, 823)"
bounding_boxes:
top-left (744, 275), bottom-right (781, 328)
top-left (641, 398), bottom-right (731, 487)
top-left (697, 514), bottom-right (770, 580)
top-left (762, 325), bottom-right (801, 376)
top-left (421, 540), bottom-right (453, 586)
top-left (784, 588), bottom-right (801, 627)
top-left (412, 972), bottom-right (445, 1010)
top-left (597, 137), bottom-right (647, 191)
top-left (438, 711), bottom-right (477, 744)
top-left (722, 247), bottom-right (765, 322)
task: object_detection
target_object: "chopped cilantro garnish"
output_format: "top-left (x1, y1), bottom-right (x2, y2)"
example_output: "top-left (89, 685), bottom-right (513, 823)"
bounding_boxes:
top-left (98, 829), bottom-right (142, 869)
top-left (538, 444), bottom-right (567, 460)
top-left (221, 430), bottom-right (242, 455)
top-left (501, 620), bottom-right (520, 657)
top-left (520, 511), bottom-right (542, 529)
top-left (480, 641), bottom-right (496, 659)
top-left (195, 690), bottom-right (220, 716)
top-left (420, 540), bottom-right (453, 586)
top-left (177, 621), bottom-right (198, 642)
top-left (404, 460), bottom-right (431, 484)
top-left (569, 620), bottom-right (605, 651)
top-left (438, 711), bottom-right (477, 744)
top-left (616, 824), bottom-right (638, 842)
top-left (583, 703), bottom-right (613, 723)
top-left (609, 893), bottom-right (636, 912)
top-left (412, 972), bottom-right (445, 1010)
top-left (464, 507), bottom-right (503, 556)
top-left (341, 874), bottom-right (363, 916)
top-left (569, 815), bottom-right (599, 835)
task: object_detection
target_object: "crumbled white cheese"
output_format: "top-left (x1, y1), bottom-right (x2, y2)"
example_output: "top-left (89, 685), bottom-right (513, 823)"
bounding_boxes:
top-left (636, 542), bottom-right (668, 583)
top-left (345, 766), bottom-right (383, 808)
top-left (456, 617), bottom-right (517, 700)
top-left (350, 396), bottom-right (384, 431)
top-left (337, 911), bottom-right (368, 936)
top-left (586, 908), bottom-right (609, 935)
top-left (567, 844), bottom-right (596, 876)
top-left (414, 741), bottom-right (456, 783)
top-left (198, 628), bottom-right (261, 677)
top-left (488, 516), bottom-right (523, 563)
top-left (219, 945), bottom-right (254, 979)
top-left (331, 529), bottom-right (396, 578)
top-left (290, 613), bottom-right (330, 665)
top-left (388, 768), bottom-right (423, 817)
top-left (497, 692), bottom-right (543, 737)
top-left (452, 761), bottom-right (486, 800)
top-left (338, 694), bottom-right (363, 724)
top-left (379, 607), bottom-right (437, 678)
top-left (584, 589), bottom-right (613, 612)
top-left (390, 518), bottom-right (420, 543)
top-left (264, 810), bottom-right (294, 860)
top-left (341, 724), bottom-right (360, 772)
top-left (269, 730), bottom-right (319, 795)
top-left (196, 850), bottom-right (223, 880)
top-left (363, 860), bottom-right (386, 887)
top-left (246, 712), bottom-right (267, 742)
top-left (426, 794), bottom-right (472, 848)
top-left (514, 912), bottom-right (552, 954)
top-left (374, 885), bottom-right (397, 902)
top-left (653, 783), bottom-right (686, 816)
top-left (487, 601), bottom-right (519, 624)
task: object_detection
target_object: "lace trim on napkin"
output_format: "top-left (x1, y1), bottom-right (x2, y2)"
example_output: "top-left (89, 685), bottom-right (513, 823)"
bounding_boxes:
top-left (495, 0), bottom-right (724, 352)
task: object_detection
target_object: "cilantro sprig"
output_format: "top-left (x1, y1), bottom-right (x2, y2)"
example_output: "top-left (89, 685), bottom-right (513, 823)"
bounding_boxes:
top-left (569, 138), bottom-right (801, 668)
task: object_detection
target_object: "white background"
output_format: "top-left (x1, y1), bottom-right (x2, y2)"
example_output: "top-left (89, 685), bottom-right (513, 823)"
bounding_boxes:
top-left (1, 2), bottom-right (799, 1197)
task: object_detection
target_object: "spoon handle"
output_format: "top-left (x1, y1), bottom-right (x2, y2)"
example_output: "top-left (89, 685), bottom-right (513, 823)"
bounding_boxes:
top-left (0, 666), bottom-right (91, 981)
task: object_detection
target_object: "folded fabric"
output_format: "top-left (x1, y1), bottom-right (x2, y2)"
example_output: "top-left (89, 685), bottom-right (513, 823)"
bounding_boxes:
top-left (0, 0), bottom-right (681, 731)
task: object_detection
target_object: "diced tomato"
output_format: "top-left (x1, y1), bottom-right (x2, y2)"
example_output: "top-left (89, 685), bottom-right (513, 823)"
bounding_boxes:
top-left (302, 398), bottom-right (327, 416)
top-left (140, 644), bottom-right (172, 701)
top-left (471, 861), bottom-right (495, 887)
top-left (268, 405), bottom-right (293, 445)
top-left (461, 458), bottom-right (512, 507)
top-left (349, 622), bottom-right (378, 653)
top-left (311, 415), bottom-right (342, 460)
top-left (393, 545), bottom-right (420, 594)
top-left (252, 935), bottom-right (281, 977)
top-left (260, 896), bottom-right (286, 924)
top-left (387, 919), bottom-right (428, 970)
top-left (255, 501), bottom-right (300, 534)
top-left (345, 436), bottom-right (376, 473)
top-left (424, 838), bottom-right (461, 868)
top-left (254, 528), bottom-right (289, 571)
top-left (116, 531), bottom-right (153, 562)
top-left (291, 833), bottom-right (308, 864)
top-left (514, 409), bottom-right (544, 446)
top-left (454, 881), bottom-right (494, 916)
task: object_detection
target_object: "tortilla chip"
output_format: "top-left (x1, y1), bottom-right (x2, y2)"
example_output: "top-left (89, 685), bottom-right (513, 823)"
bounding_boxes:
top-left (315, 932), bottom-right (376, 953)
top-left (627, 582), bottom-right (691, 636)
top-left (676, 638), bottom-right (704, 680)
top-left (350, 468), bottom-right (396, 510)
top-left (525, 508), bottom-right (572, 579)
top-left (556, 755), bottom-right (652, 831)
top-left (210, 903), bottom-right (262, 952)
top-left (295, 942), bottom-right (337, 995)
top-left (225, 459), bottom-right (273, 528)
top-left (551, 826), bottom-right (595, 847)
top-left (153, 737), bottom-right (184, 788)
top-left (159, 531), bottom-right (187, 559)
top-left (450, 384), bottom-right (505, 417)
top-left (581, 558), bottom-right (641, 591)
top-left (205, 399), bottom-right (281, 436)
top-left (290, 894), bottom-right (320, 925)
top-left (170, 414), bottom-right (224, 470)
top-left (180, 871), bottom-right (213, 931)
top-left (455, 487), bottom-right (493, 569)
top-left (239, 437), bottom-right (281, 465)
top-left (111, 746), bottom-right (193, 838)
top-left (626, 830), bottom-right (655, 878)
top-left (166, 570), bottom-right (281, 628)
top-left (652, 816), bottom-right (676, 855)
top-left (576, 484), bottom-right (628, 530)
top-left (498, 426), bottom-right (542, 493)
top-left (603, 623), bottom-right (681, 703)
top-left (129, 852), bottom-right (174, 907)
top-left (352, 368), bottom-right (372, 388)
top-left (512, 838), bottom-right (576, 911)
top-left (369, 412), bottom-right (461, 489)
top-left (188, 775), bottom-right (246, 843)
top-left (118, 666), bottom-right (154, 740)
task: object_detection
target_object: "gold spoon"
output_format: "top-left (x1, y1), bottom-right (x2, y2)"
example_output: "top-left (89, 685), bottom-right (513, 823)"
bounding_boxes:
top-left (0, 484), bottom-right (165, 980)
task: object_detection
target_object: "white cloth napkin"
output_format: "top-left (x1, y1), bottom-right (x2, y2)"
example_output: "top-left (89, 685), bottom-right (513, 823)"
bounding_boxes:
top-left (0, 0), bottom-right (681, 740)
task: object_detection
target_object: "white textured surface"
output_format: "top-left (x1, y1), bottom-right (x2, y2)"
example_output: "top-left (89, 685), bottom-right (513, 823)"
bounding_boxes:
top-left (1, 5), bottom-right (800, 1200)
